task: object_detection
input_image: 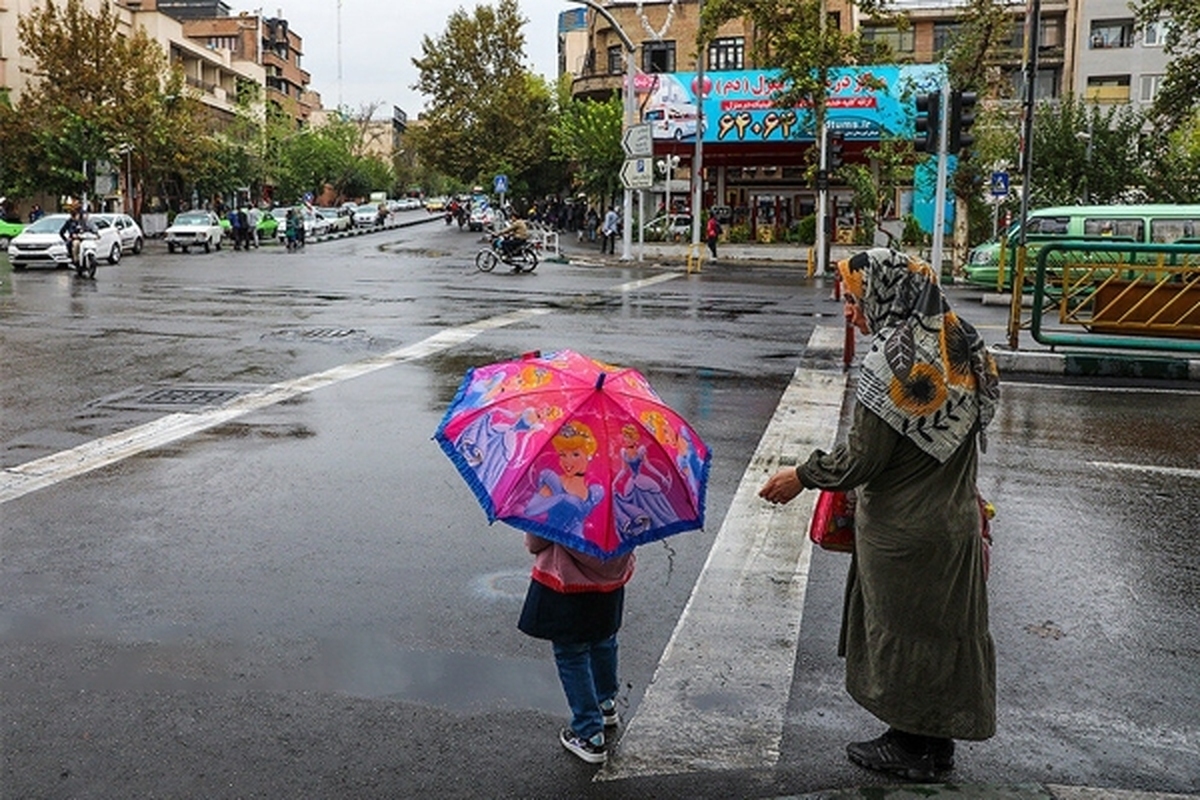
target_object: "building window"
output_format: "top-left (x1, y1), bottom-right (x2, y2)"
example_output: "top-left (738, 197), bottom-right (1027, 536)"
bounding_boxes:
top-left (207, 36), bottom-right (236, 51)
top-left (1085, 74), bottom-right (1131, 103)
top-left (642, 40), bottom-right (676, 73)
top-left (1143, 20), bottom-right (1165, 47)
top-left (933, 23), bottom-right (960, 54)
top-left (708, 37), bottom-right (744, 71)
top-left (860, 26), bottom-right (914, 54)
top-left (1139, 74), bottom-right (1163, 103)
top-left (1010, 16), bottom-right (1064, 50)
top-left (607, 45), bottom-right (622, 75)
top-left (1009, 67), bottom-right (1060, 100)
top-left (1090, 19), bottom-right (1135, 49)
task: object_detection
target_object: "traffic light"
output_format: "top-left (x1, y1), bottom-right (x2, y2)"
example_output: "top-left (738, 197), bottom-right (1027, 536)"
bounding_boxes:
top-left (827, 131), bottom-right (844, 170)
top-left (914, 92), bottom-right (940, 154)
top-left (949, 89), bottom-right (977, 153)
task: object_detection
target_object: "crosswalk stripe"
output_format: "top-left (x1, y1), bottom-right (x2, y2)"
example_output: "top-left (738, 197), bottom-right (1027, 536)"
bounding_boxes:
top-left (601, 353), bottom-right (848, 779)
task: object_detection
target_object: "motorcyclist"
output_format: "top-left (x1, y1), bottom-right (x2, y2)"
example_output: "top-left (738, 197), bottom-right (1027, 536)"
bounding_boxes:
top-left (59, 206), bottom-right (97, 267)
top-left (493, 214), bottom-right (529, 260)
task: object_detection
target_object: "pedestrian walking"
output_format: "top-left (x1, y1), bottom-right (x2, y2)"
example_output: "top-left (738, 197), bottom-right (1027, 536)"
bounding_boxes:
top-left (758, 247), bottom-right (1001, 783)
top-left (705, 214), bottom-right (721, 259)
top-left (585, 207), bottom-right (599, 242)
top-left (517, 424), bottom-right (635, 766)
top-left (284, 208), bottom-right (299, 252)
top-left (227, 207), bottom-right (244, 250)
top-left (600, 206), bottom-right (619, 254)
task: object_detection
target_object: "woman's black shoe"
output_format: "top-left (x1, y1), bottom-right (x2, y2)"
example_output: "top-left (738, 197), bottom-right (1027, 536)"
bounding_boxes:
top-left (846, 730), bottom-right (937, 782)
top-left (929, 738), bottom-right (955, 771)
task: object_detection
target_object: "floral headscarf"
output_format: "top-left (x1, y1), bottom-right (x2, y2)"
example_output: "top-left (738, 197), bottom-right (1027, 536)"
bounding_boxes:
top-left (839, 248), bottom-right (1000, 462)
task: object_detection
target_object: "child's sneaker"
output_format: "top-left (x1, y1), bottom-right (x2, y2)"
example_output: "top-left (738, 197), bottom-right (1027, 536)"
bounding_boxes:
top-left (559, 727), bottom-right (606, 764)
top-left (600, 700), bottom-right (620, 729)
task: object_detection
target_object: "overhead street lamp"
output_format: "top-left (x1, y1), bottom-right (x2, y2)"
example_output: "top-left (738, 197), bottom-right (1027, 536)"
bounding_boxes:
top-left (569, 0), bottom-right (637, 260)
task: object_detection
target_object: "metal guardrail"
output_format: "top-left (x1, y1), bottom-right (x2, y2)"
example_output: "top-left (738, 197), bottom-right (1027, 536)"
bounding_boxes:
top-left (1017, 240), bottom-right (1200, 353)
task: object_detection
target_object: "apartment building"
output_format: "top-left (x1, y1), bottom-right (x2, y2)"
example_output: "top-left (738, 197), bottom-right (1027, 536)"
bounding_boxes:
top-left (560, 0), bottom-right (858, 235)
top-left (0, 0), bottom-right (314, 126)
top-left (1073, 0), bottom-right (1169, 110)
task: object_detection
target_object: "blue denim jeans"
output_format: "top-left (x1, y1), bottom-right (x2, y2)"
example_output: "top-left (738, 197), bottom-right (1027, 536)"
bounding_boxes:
top-left (552, 634), bottom-right (618, 741)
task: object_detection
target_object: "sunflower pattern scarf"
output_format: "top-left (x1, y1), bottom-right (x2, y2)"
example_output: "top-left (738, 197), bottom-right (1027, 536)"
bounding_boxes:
top-left (839, 248), bottom-right (1000, 463)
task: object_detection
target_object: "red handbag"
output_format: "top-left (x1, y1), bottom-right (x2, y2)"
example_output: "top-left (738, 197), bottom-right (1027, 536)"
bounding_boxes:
top-left (808, 490), bottom-right (856, 553)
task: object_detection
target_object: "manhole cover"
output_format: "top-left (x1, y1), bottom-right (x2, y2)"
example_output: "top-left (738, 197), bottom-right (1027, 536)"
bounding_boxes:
top-left (92, 384), bottom-right (265, 412)
top-left (139, 387), bottom-right (242, 406)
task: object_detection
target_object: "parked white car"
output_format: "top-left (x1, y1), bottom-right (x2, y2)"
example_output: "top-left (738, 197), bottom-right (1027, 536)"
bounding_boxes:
top-left (94, 213), bottom-right (145, 254)
top-left (164, 210), bottom-right (224, 253)
top-left (6, 213), bottom-right (123, 270)
top-left (315, 207), bottom-right (352, 233)
top-left (352, 203), bottom-right (384, 227)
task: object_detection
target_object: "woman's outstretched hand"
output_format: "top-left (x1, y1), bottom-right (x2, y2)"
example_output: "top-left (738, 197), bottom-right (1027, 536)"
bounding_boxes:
top-left (759, 467), bottom-right (804, 505)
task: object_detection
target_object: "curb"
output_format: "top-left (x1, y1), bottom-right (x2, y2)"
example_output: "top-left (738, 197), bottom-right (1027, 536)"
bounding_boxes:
top-left (777, 784), bottom-right (1198, 800)
top-left (988, 346), bottom-right (1200, 382)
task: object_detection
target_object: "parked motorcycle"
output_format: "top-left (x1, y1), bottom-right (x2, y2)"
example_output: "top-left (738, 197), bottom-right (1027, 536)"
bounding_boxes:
top-left (475, 236), bottom-right (538, 273)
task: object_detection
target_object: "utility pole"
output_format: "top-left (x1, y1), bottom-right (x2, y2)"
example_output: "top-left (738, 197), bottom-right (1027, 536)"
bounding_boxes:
top-left (571, 1), bottom-right (637, 260)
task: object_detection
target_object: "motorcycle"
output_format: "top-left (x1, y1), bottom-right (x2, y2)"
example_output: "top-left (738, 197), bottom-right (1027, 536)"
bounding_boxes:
top-left (475, 235), bottom-right (538, 273)
top-left (67, 231), bottom-right (100, 279)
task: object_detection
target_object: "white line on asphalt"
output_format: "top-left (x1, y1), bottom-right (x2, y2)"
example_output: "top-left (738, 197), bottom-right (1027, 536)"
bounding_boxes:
top-left (1088, 461), bottom-right (1200, 480)
top-left (600, 335), bottom-right (848, 780)
top-left (0, 308), bottom-right (550, 505)
top-left (614, 273), bottom-right (682, 292)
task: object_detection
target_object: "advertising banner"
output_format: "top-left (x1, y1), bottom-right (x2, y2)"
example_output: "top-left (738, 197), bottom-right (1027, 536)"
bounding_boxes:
top-left (639, 64), bottom-right (946, 144)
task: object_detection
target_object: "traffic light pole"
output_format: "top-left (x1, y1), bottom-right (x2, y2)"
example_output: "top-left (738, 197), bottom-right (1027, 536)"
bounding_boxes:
top-left (931, 82), bottom-right (951, 277)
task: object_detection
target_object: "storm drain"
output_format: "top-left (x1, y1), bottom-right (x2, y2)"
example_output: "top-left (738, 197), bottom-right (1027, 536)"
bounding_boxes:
top-left (264, 327), bottom-right (369, 343)
top-left (92, 384), bottom-right (265, 412)
top-left (300, 327), bottom-right (359, 339)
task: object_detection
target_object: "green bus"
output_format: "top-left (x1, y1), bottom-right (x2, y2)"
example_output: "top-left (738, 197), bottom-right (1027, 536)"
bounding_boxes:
top-left (963, 204), bottom-right (1200, 289)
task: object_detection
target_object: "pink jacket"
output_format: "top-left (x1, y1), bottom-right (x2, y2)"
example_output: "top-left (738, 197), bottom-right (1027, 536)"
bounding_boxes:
top-left (525, 534), bottom-right (635, 594)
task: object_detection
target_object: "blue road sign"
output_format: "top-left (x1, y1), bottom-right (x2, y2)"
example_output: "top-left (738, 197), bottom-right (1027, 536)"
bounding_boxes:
top-left (990, 171), bottom-right (1010, 198)
top-left (494, 175), bottom-right (508, 194)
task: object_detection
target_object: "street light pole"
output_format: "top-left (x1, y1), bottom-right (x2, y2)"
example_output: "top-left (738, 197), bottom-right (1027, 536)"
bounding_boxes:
top-left (570, 0), bottom-right (637, 259)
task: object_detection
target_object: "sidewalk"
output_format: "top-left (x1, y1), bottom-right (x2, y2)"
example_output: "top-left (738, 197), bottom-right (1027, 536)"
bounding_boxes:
top-left (556, 237), bottom-right (1200, 383)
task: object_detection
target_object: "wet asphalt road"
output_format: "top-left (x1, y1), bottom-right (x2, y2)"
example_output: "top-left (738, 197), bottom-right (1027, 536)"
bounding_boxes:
top-left (1, 219), bottom-right (1197, 798)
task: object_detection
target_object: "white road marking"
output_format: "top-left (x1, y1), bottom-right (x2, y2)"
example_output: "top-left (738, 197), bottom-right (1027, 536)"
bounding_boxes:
top-left (601, 356), bottom-right (848, 779)
top-left (1088, 461), bottom-right (1200, 480)
top-left (0, 308), bottom-right (550, 505)
top-left (614, 272), bottom-right (681, 292)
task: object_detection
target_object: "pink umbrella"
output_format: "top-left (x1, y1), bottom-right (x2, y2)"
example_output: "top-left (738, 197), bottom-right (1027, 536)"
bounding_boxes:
top-left (434, 349), bottom-right (710, 559)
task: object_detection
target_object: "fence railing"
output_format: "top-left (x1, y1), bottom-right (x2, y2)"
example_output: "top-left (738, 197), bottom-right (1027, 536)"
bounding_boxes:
top-left (1013, 240), bottom-right (1200, 353)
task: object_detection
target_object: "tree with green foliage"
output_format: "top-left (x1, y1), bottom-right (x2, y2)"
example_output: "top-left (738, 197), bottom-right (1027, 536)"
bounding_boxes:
top-left (409, 0), bottom-right (557, 195)
top-left (0, 0), bottom-right (208, 211)
top-left (551, 91), bottom-right (624, 207)
top-left (1134, 0), bottom-right (1200, 129)
top-left (1028, 97), bottom-right (1146, 208)
top-left (1140, 112), bottom-right (1200, 203)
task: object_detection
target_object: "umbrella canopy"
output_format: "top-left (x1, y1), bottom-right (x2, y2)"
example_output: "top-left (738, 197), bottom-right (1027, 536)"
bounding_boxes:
top-left (434, 349), bottom-right (710, 559)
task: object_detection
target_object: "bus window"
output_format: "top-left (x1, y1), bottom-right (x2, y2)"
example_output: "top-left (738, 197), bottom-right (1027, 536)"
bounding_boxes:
top-left (1150, 218), bottom-right (1200, 243)
top-left (1027, 216), bottom-right (1070, 235)
top-left (1084, 218), bottom-right (1143, 240)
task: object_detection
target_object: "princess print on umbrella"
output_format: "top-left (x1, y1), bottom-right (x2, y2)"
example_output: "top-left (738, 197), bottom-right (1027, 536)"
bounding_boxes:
top-left (613, 424), bottom-right (676, 538)
top-left (523, 421), bottom-right (606, 544)
top-left (458, 404), bottom-right (562, 493)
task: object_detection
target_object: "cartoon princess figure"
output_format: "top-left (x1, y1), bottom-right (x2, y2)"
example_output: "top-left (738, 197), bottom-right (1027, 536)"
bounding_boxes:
top-left (613, 424), bottom-right (677, 538)
top-left (641, 411), bottom-right (703, 497)
top-left (458, 404), bottom-right (561, 492)
top-left (522, 421), bottom-right (605, 542)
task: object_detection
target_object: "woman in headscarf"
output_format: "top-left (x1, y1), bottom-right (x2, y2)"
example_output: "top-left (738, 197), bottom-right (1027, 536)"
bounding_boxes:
top-left (759, 248), bottom-right (1000, 782)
